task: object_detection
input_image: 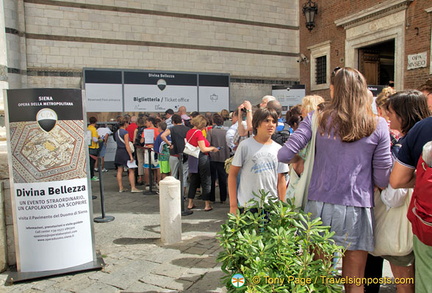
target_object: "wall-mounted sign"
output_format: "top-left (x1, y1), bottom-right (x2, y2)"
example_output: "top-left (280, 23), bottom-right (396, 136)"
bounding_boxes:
top-left (84, 70), bottom-right (123, 112)
top-left (407, 52), bottom-right (427, 70)
top-left (124, 71), bottom-right (197, 112)
top-left (272, 85), bottom-right (306, 114)
top-left (84, 69), bottom-right (230, 113)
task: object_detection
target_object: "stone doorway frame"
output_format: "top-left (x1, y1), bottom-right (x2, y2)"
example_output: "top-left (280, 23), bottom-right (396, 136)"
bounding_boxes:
top-left (335, 0), bottom-right (412, 91)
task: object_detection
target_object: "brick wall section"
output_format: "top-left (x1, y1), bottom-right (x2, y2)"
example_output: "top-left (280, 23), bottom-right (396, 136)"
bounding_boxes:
top-left (404, 0), bottom-right (432, 89)
top-left (299, 0), bottom-right (432, 97)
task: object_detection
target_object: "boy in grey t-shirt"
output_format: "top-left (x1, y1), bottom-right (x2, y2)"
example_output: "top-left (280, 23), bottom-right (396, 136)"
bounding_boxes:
top-left (228, 108), bottom-right (288, 214)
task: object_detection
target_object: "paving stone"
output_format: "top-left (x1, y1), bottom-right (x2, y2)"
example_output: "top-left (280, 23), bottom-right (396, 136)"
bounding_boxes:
top-left (145, 248), bottom-right (183, 264)
top-left (170, 256), bottom-right (202, 268)
top-left (124, 280), bottom-right (166, 292)
top-left (182, 246), bottom-right (208, 255)
top-left (186, 268), bottom-right (225, 292)
top-left (97, 260), bottom-right (159, 290)
top-left (139, 273), bottom-right (193, 291)
top-left (77, 282), bottom-right (119, 293)
top-left (53, 273), bottom-right (103, 292)
top-left (151, 262), bottom-right (190, 279)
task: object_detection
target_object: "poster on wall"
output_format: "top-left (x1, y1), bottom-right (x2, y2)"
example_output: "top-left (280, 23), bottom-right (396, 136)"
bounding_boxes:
top-left (272, 85), bottom-right (306, 114)
top-left (124, 71), bottom-right (197, 112)
top-left (5, 89), bottom-right (100, 280)
top-left (85, 70), bottom-right (123, 112)
top-left (198, 74), bottom-right (230, 112)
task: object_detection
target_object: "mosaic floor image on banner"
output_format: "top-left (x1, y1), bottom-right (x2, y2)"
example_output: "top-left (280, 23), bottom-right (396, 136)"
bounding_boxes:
top-left (9, 120), bottom-right (87, 183)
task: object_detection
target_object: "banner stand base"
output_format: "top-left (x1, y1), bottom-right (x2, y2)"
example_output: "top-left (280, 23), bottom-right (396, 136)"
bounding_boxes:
top-left (5, 257), bottom-right (105, 286)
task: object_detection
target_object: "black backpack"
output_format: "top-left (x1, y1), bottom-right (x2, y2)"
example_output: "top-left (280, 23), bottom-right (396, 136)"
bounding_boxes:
top-left (135, 126), bottom-right (145, 146)
top-left (272, 124), bottom-right (291, 146)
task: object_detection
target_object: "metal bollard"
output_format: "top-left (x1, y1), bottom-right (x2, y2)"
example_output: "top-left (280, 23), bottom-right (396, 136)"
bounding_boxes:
top-left (159, 176), bottom-right (182, 244)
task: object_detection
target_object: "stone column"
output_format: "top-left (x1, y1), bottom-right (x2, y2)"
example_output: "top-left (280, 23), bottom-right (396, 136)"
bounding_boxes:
top-left (0, 0), bottom-right (9, 273)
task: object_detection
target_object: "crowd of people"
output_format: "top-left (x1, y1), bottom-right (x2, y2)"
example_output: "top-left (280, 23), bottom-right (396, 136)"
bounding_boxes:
top-left (87, 71), bottom-right (432, 293)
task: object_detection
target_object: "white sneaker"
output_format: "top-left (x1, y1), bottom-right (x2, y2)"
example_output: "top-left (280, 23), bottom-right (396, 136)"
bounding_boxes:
top-left (94, 168), bottom-right (98, 172)
top-left (102, 168), bottom-right (108, 172)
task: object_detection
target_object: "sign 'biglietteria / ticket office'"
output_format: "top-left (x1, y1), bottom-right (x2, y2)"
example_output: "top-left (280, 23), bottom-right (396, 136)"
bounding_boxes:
top-left (5, 88), bottom-right (102, 283)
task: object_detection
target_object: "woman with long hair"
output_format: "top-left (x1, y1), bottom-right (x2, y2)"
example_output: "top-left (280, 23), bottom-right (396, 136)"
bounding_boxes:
top-left (377, 90), bottom-right (430, 293)
top-left (278, 67), bottom-right (393, 293)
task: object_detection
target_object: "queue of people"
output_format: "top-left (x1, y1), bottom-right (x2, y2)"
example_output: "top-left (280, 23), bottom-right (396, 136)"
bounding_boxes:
top-left (87, 72), bottom-right (432, 292)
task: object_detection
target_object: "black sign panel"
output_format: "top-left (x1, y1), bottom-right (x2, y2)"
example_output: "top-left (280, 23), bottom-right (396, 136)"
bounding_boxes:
top-left (124, 71), bottom-right (197, 86)
top-left (199, 74), bottom-right (229, 87)
top-left (7, 89), bottom-right (83, 122)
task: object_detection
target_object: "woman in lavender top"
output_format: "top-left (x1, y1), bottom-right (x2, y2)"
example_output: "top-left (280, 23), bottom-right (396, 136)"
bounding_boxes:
top-left (278, 67), bottom-right (392, 293)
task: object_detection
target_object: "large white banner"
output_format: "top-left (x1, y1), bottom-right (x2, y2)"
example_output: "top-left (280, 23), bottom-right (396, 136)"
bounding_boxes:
top-left (6, 88), bottom-right (96, 274)
top-left (14, 178), bottom-right (93, 271)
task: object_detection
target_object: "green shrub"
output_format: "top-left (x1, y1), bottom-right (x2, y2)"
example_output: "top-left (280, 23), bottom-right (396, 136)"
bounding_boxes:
top-left (217, 191), bottom-right (344, 292)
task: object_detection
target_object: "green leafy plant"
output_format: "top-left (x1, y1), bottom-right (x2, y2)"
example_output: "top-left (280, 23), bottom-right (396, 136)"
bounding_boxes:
top-left (217, 190), bottom-right (344, 292)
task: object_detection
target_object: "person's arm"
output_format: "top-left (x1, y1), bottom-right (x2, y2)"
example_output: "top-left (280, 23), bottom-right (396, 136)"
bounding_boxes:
top-left (277, 114), bottom-right (313, 163)
top-left (197, 139), bottom-right (218, 153)
top-left (161, 129), bottom-right (172, 148)
top-left (372, 119), bottom-right (393, 189)
top-left (124, 133), bottom-right (134, 161)
top-left (237, 114), bottom-right (248, 137)
top-left (243, 100), bottom-right (253, 132)
top-left (390, 161), bottom-right (416, 188)
top-left (103, 133), bottom-right (109, 144)
top-left (228, 165), bottom-right (241, 215)
top-left (133, 128), bottom-right (138, 143)
top-left (277, 173), bottom-right (286, 202)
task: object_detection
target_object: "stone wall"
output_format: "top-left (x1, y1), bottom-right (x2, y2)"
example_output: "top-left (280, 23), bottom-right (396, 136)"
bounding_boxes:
top-left (5, 0), bottom-right (300, 103)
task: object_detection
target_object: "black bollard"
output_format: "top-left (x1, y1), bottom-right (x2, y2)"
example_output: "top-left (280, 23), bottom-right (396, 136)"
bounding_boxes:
top-left (179, 154), bottom-right (192, 216)
top-left (94, 157), bottom-right (115, 223)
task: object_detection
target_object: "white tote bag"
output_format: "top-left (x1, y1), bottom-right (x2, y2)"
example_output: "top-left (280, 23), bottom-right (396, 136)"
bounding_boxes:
top-left (293, 113), bottom-right (318, 209)
top-left (183, 130), bottom-right (201, 158)
top-left (371, 189), bottom-right (413, 257)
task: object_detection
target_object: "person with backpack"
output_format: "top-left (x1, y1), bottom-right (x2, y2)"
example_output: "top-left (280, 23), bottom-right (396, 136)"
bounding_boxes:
top-left (391, 115), bottom-right (432, 293)
top-left (267, 100), bottom-right (291, 146)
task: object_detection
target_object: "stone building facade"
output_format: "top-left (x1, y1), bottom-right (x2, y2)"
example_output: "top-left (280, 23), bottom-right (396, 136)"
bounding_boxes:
top-left (4, 0), bottom-right (301, 110)
top-left (299, 0), bottom-right (432, 99)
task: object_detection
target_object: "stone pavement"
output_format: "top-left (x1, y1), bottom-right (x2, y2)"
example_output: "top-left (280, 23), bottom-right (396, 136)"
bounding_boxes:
top-left (0, 170), bottom-right (397, 292)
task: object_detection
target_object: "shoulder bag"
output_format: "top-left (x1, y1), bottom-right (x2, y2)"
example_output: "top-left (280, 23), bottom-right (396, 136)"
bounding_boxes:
top-left (117, 131), bottom-right (135, 153)
top-left (371, 188), bottom-right (413, 256)
top-left (293, 113), bottom-right (318, 209)
top-left (183, 130), bottom-right (201, 158)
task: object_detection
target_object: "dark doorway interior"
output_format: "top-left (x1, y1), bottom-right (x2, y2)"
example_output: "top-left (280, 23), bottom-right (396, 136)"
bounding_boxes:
top-left (358, 39), bottom-right (395, 86)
